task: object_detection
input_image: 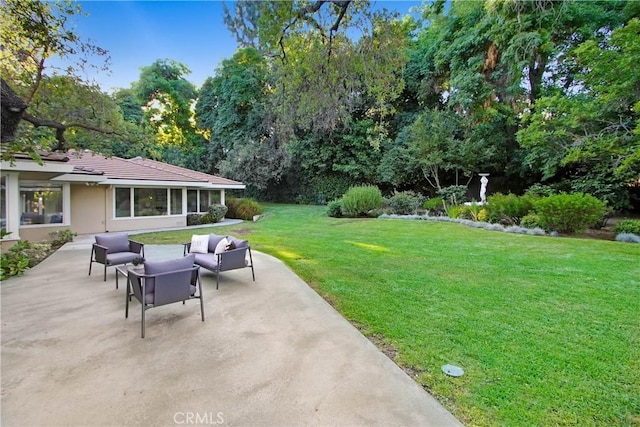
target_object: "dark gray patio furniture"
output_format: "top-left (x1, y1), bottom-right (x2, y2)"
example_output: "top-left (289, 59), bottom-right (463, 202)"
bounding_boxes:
top-left (183, 234), bottom-right (255, 290)
top-left (89, 233), bottom-right (145, 282)
top-left (125, 254), bottom-right (204, 338)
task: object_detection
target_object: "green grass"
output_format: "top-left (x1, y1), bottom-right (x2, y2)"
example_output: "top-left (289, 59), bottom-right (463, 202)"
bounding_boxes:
top-left (136, 204), bottom-right (640, 426)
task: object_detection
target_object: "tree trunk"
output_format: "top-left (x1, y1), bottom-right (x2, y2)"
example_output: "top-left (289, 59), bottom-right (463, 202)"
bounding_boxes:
top-left (1, 78), bottom-right (28, 143)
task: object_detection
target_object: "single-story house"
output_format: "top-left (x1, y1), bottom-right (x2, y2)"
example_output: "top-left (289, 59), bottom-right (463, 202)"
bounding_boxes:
top-left (0, 151), bottom-right (244, 246)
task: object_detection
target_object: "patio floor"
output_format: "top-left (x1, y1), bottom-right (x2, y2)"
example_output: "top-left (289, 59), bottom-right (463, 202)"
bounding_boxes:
top-left (1, 241), bottom-right (461, 426)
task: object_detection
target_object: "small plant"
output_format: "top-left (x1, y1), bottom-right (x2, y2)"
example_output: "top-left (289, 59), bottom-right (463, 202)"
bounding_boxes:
top-left (341, 185), bottom-right (383, 217)
top-left (327, 199), bottom-right (343, 218)
top-left (613, 219), bottom-right (640, 235)
top-left (444, 204), bottom-right (464, 219)
top-left (131, 256), bottom-right (145, 266)
top-left (187, 214), bottom-right (202, 226)
top-left (464, 202), bottom-right (483, 221)
top-left (1, 228), bottom-right (11, 239)
top-left (387, 191), bottom-right (423, 215)
top-left (0, 240), bottom-right (32, 280)
top-left (423, 197), bottom-right (445, 216)
top-left (49, 229), bottom-right (77, 248)
top-left (520, 214), bottom-right (541, 229)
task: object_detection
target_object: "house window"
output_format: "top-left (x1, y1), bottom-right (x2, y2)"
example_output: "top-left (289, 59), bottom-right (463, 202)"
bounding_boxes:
top-left (134, 188), bottom-right (167, 217)
top-left (187, 190), bottom-right (198, 213)
top-left (115, 188), bottom-right (131, 218)
top-left (188, 189), bottom-right (221, 213)
top-left (170, 189), bottom-right (182, 215)
top-left (19, 181), bottom-right (63, 225)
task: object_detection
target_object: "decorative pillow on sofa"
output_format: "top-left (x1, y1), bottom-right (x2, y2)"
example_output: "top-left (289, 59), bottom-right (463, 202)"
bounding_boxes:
top-left (189, 235), bottom-right (210, 254)
top-left (208, 234), bottom-right (227, 253)
top-left (214, 237), bottom-right (229, 255)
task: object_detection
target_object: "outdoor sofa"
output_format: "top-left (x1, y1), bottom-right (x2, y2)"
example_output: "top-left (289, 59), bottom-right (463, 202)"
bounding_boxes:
top-left (183, 233), bottom-right (255, 289)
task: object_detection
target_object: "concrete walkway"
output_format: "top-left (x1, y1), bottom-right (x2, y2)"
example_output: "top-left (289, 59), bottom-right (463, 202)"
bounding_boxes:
top-left (1, 237), bottom-right (461, 426)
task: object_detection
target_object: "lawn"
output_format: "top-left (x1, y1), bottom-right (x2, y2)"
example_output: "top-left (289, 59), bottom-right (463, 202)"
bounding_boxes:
top-left (136, 204), bottom-right (640, 426)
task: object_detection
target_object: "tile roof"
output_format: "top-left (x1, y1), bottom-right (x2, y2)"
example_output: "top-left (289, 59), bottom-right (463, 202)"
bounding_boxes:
top-left (66, 151), bottom-right (243, 186)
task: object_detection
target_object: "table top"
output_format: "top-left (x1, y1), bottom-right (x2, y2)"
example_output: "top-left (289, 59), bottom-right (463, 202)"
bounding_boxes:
top-left (115, 265), bottom-right (144, 276)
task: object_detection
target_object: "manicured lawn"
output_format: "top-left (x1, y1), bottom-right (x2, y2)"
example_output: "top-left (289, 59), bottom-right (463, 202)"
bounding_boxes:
top-left (136, 204), bottom-right (640, 426)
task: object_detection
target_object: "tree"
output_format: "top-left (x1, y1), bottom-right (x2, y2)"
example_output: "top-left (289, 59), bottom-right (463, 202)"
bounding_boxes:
top-left (196, 47), bottom-right (289, 191)
top-left (223, 0), bottom-right (413, 135)
top-left (130, 59), bottom-right (208, 170)
top-left (0, 0), bottom-right (118, 160)
top-left (518, 17), bottom-right (640, 210)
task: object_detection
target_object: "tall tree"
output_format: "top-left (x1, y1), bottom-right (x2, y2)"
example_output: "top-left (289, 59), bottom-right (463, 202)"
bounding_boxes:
top-left (131, 59), bottom-right (208, 170)
top-left (0, 0), bottom-right (119, 160)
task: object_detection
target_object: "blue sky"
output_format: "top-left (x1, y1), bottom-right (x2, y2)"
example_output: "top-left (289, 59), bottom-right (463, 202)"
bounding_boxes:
top-left (61, 1), bottom-right (422, 93)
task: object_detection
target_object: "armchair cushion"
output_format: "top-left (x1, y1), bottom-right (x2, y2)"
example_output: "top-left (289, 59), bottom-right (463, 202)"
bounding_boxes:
top-left (189, 235), bottom-right (209, 254)
top-left (144, 254), bottom-right (196, 295)
top-left (95, 233), bottom-right (130, 253)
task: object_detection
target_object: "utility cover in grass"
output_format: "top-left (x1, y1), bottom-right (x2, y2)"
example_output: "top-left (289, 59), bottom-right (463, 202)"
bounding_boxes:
top-left (442, 364), bottom-right (464, 377)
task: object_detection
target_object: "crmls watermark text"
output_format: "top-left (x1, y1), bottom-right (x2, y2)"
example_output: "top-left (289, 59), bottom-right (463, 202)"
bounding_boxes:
top-left (173, 411), bottom-right (224, 425)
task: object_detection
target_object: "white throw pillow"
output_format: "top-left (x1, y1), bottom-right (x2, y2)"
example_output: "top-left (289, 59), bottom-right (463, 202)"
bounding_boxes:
top-left (214, 237), bottom-right (229, 255)
top-left (189, 235), bottom-right (210, 254)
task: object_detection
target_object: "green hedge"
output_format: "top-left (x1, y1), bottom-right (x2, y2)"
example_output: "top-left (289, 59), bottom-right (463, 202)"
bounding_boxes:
top-left (225, 197), bottom-right (263, 221)
top-left (534, 193), bottom-right (607, 234)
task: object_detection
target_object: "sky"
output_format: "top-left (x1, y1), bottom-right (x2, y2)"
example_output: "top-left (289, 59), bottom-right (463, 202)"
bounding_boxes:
top-left (59, 1), bottom-right (423, 93)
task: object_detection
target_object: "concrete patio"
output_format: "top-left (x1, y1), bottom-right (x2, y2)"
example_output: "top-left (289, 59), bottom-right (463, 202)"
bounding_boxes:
top-left (1, 237), bottom-right (461, 426)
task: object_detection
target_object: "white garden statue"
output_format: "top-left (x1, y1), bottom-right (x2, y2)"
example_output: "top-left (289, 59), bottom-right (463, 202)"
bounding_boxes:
top-left (479, 174), bottom-right (489, 203)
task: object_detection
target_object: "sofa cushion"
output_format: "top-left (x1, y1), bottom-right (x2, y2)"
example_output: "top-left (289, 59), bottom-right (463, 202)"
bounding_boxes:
top-left (208, 234), bottom-right (227, 253)
top-left (95, 233), bottom-right (130, 253)
top-left (214, 237), bottom-right (229, 255)
top-left (227, 236), bottom-right (248, 249)
top-left (193, 253), bottom-right (218, 271)
top-left (189, 234), bottom-right (209, 254)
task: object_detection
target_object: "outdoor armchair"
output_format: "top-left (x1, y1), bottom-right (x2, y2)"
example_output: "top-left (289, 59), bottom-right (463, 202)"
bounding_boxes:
top-left (89, 233), bottom-right (145, 282)
top-left (125, 254), bottom-right (204, 338)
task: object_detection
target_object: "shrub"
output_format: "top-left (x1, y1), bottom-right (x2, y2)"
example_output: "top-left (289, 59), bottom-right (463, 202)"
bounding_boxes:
top-left (423, 197), bottom-right (445, 216)
top-left (226, 198), bottom-right (263, 221)
top-left (387, 191), bottom-right (422, 215)
top-left (341, 185), bottom-right (383, 217)
top-left (462, 203), bottom-right (483, 221)
top-left (327, 199), bottom-right (343, 218)
top-left (520, 214), bottom-right (542, 229)
top-left (49, 229), bottom-right (77, 248)
top-left (438, 185), bottom-right (467, 205)
top-left (0, 240), bottom-right (32, 280)
top-left (486, 193), bottom-right (535, 225)
top-left (615, 233), bottom-right (640, 244)
top-left (613, 219), bottom-right (640, 235)
top-left (207, 204), bottom-right (228, 223)
top-left (444, 205), bottom-right (464, 219)
top-left (533, 193), bottom-right (607, 234)
top-left (187, 214), bottom-right (202, 226)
